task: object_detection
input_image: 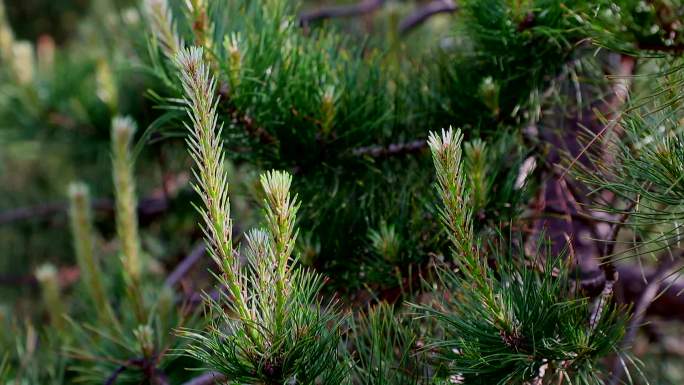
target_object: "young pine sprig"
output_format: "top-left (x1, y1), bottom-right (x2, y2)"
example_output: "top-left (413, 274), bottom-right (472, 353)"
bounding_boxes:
top-left (65, 116), bottom-right (191, 384)
top-left (423, 128), bottom-right (629, 385)
top-left (111, 116), bottom-right (147, 320)
top-left (144, 0), bottom-right (183, 61)
top-left (176, 46), bottom-right (347, 384)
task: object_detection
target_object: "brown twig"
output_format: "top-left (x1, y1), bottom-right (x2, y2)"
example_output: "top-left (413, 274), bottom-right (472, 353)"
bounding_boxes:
top-left (399, 0), bottom-right (458, 35)
top-left (181, 371), bottom-right (226, 385)
top-left (609, 257), bottom-right (684, 385)
top-left (0, 171), bottom-right (190, 226)
top-left (165, 243), bottom-right (206, 287)
top-left (0, 196), bottom-right (169, 226)
top-left (352, 139), bottom-right (426, 158)
top-left (616, 263), bottom-right (684, 321)
top-left (299, 0), bottom-right (385, 26)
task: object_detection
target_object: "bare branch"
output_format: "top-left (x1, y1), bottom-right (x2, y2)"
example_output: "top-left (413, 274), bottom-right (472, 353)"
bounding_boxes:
top-left (0, 196), bottom-right (168, 226)
top-left (352, 139), bottom-right (426, 158)
top-left (0, 173), bottom-right (189, 226)
top-left (609, 257), bottom-right (684, 385)
top-left (399, 0), bottom-right (458, 35)
top-left (181, 372), bottom-right (226, 385)
top-left (165, 242), bottom-right (206, 287)
top-left (299, 0), bottom-right (385, 26)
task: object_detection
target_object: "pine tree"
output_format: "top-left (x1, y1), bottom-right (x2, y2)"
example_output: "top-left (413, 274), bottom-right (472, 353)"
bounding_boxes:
top-left (5, 0), bottom-right (684, 384)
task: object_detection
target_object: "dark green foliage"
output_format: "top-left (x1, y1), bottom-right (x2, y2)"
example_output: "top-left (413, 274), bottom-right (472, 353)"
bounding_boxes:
top-left (426, 252), bottom-right (627, 385)
top-left (579, 1), bottom-right (684, 55)
top-left (350, 303), bottom-right (428, 385)
top-left (422, 0), bottom-right (589, 133)
top-left (8, 0), bottom-right (684, 383)
top-left (145, 0), bottom-right (559, 293)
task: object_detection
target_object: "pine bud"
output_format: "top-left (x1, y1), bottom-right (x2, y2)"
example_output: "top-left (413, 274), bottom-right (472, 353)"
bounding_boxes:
top-left (186, 0), bottom-right (212, 52)
top-left (0, 25), bottom-right (12, 61)
top-left (133, 324), bottom-right (155, 358)
top-left (144, 0), bottom-right (183, 59)
top-left (428, 127), bottom-right (476, 262)
top-left (320, 85), bottom-right (336, 136)
top-left (225, 33), bottom-right (243, 96)
top-left (261, 170), bottom-right (293, 212)
top-left (464, 139), bottom-right (489, 214)
top-left (260, 170), bottom-right (299, 330)
top-left (111, 116), bottom-right (142, 282)
top-left (176, 46), bottom-right (250, 324)
top-left (478, 76), bottom-right (500, 117)
top-left (96, 60), bottom-right (118, 111)
top-left (0, 0), bottom-right (12, 61)
top-left (35, 264), bottom-right (66, 330)
top-left (11, 41), bottom-right (35, 85)
top-left (68, 182), bottom-right (111, 321)
top-left (369, 221), bottom-right (401, 263)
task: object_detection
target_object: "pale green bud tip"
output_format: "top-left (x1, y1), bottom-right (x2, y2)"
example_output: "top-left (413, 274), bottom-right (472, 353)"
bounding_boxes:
top-left (465, 139), bottom-right (486, 158)
top-left (428, 126), bottom-right (461, 155)
top-left (145, 0), bottom-right (170, 17)
top-left (68, 182), bottom-right (90, 201)
top-left (11, 40), bottom-right (34, 84)
top-left (323, 85), bottom-right (335, 102)
top-left (112, 116), bottom-right (137, 141)
top-left (35, 263), bottom-right (58, 283)
top-left (133, 324), bottom-right (155, 356)
top-left (226, 33), bottom-right (242, 56)
top-left (245, 228), bottom-right (271, 257)
top-left (175, 46), bottom-right (204, 75)
top-left (369, 222), bottom-right (401, 262)
top-left (186, 0), bottom-right (207, 12)
top-left (246, 228), bottom-right (270, 246)
top-left (261, 170), bottom-right (293, 205)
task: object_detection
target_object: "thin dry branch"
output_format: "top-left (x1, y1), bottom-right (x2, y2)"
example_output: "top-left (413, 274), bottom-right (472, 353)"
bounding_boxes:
top-left (609, 257), bottom-right (684, 385)
top-left (181, 371), bottom-right (226, 385)
top-left (0, 196), bottom-right (168, 226)
top-left (0, 173), bottom-right (189, 226)
top-left (352, 139), bottom-right (426, 158)
top-left (299, 0), bottom-right (385, 25)
top-left (399, 0), bottom-right (458, 34)
top-left (165, 242), bottom-right (206, 287)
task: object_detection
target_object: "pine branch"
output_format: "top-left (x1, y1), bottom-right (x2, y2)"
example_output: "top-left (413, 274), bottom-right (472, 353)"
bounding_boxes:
top-left (0, 201), bottom-right (65, 225)
top-left (111, 116), bottom-right (146, 323)
top-left (399, 0), bottom-right (458, 35)
top-left (0, 173), bottom-right (188, 226)
top-left (112, 116), bottom-right (143, 282)
top-left (165, 242), bottom-right (206, 287)
top-left (68, 183), bottom-right (113, 324)
top-left (181, 372), bottom-right (226, 385)
top-left (0, 196), bottom-right (171, 226)
top-left (175, 46), bottom-right (250, 323)
top-left (352, 139), bottom-right (427, 158)
top-left (35, 264), bottom-right (66, 331)
top-left (616, 263), bottom-right (684, 321)
top-left (609, 256), bottom-right (684, 385)
top-left (299, 0), bottom-right (385, 26)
